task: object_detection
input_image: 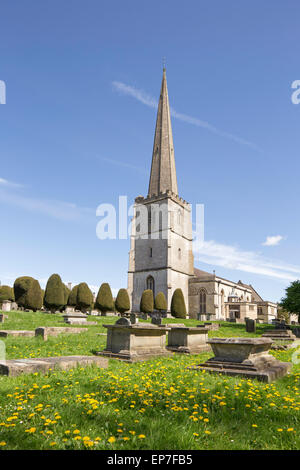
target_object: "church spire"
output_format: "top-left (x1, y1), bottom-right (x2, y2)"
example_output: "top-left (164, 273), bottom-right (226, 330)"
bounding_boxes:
top-left (148, 68), bottom-right (178, 197)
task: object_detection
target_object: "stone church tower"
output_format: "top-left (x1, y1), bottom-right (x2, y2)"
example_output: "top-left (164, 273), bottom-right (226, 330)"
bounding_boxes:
top-left (128, 68), bottom-right (194, 312)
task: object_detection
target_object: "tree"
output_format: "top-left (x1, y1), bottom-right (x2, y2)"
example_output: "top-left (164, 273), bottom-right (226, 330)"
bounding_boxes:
top-left (68, 285), bottom-right (79, 307)
top-left (44, 274), bottom-right (65, 313)
top-left (115, 288), bottom-right (130, 315)
top-left (95, 283), bottom-right (114, 315)
top-left (281, 280), bottom-right (300, 322)
top-left (140, 289), bottom-right (154, 314)
top-left (171, 288), bottom-right (187, 318)
top-left (13, 276), bottom-right (42, 311)
top-left (14, 276), bottom-right (35, 308)
top-left (0, 285), bottom-right (14, 303)
top-left (62, 284), bottom-right (71, 310)
top-left (277, 306), bottom-right (290, 323)
top-left (76, 282), bottom-right (93, 312)
top-left (26, 279), bottom-right (43, 312)
top-left (154, 292), bottom-right (167, 313)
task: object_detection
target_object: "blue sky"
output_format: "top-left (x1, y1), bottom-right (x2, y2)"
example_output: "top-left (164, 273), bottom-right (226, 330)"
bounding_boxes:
top-left (0, 0), bottom-right (299, 301)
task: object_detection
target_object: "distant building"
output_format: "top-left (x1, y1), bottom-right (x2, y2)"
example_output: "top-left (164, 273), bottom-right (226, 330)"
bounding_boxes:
top-left (127, 68), bottom-right (277, 323)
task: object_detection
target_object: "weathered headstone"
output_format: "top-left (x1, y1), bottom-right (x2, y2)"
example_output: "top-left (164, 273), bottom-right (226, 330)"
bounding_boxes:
top-left (130, 313), bottom-right (139, 324)
top-left (245, 318), bottom-right (256, 333)
top-left (35, 326), bottom-right (88, 341)
top-left (151, 314), bottom-right (162, 326)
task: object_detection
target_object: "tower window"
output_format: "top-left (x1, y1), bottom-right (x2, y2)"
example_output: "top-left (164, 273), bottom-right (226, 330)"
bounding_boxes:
top-left (150, 247), bottom-right (153, 257)
top-left (178, 248), bottom-right (181, 259)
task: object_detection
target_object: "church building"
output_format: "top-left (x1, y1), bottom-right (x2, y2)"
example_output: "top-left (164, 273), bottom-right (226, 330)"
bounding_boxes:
top-left (127, 68), bottom-right (277, 323)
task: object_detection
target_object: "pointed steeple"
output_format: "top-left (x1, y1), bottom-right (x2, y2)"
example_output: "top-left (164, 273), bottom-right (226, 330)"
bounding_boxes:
top-left (148, 68), bottom-right (178, 197)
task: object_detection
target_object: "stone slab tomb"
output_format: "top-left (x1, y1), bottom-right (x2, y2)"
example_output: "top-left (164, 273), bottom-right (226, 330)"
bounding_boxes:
top-left (0, 330), bottom-right (35, 338)
top-left (262, 329), bottom-right (296, 342)
top-left (0, 355), bottom-right (109, 377)
top-left (62, 312), bottom-right (97, 326)
top-left (35, 326), bottom-right (88, 341)
top-left (97, 317), bottom-right (171, 362)
top-left (189, 337), bottom-right (291, 382)
top-left (167, 326), bottom-right (210, 354)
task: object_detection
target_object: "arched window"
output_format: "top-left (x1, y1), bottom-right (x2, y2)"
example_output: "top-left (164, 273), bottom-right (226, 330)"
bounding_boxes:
top-left (220, 289), bottom-right (225, 315)
top-left (178, 248), bottom-right (181, 259)
top-left (199, 289), bottom-right (207, 314)
top-left (146, 276), bottom-right (155, 296)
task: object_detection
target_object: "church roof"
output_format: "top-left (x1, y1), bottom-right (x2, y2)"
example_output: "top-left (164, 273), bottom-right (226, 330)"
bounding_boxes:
top-left (194, 267), bottom-right (215, 279)
top-left (148, 68), bottom-right (178, 197)
top-left (237, 280), bottom-right (264, 301)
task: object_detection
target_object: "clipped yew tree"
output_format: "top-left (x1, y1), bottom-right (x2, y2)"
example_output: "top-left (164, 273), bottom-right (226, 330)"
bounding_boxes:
top-left (14, 276), bottom-right (35, 308)
top-left (0, 285), bottom-right (15, 303)
top-left (140, 289), bottom-right (154, 314)
top-left (154, 292), bottom-right (167, 313)
top-left (95, 283), bottom-right (114, 315)
top-left (26, 279), bottom-right (43, 312)
top-left (68, 285), bottom-right (79, 307)
top-left (44, 274), bottom-right (65, 313)
top-left (62, 284), bottom-right (71, 310)
top-left (115, 288), bottom-right (130, 316)
top-left (76, 282), bottom-right (93, 312)
top-left (13, 276), bottom-right (42, 311)
top-left (171, 288), bottom-right (187, 319)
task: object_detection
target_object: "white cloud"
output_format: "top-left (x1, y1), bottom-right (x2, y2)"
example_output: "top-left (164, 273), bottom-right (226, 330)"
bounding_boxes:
top-left (194, 239), bottom-right (300, 283)
top-left (100, 156), bottom-right (147, 175)
top-left (0, 177), bottom-right (24, 188)
top-left (112, 81), bottom-right (262, 152)
top-left (262, 235), bottom-right (284, 247)
top-left (0, 187), bottom-right (94, 221)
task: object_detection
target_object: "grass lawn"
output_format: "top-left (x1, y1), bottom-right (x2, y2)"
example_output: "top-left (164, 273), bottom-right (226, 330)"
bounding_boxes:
top-left (0, 310), bottom-right (299, 450)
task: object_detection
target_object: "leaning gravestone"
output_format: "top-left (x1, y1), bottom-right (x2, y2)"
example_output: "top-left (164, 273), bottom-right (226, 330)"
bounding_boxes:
top-left (245, 318), bottom-right (256, 333)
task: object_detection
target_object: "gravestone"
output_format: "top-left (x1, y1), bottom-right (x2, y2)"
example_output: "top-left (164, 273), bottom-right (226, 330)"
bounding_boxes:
top-left (245, 318), bottom-right (256, 333)
top-left (151, 314), bottom-right (162, 326)
top-left (130, 313), bottom-right (139, 324)
top-left (1, 301), bottom-right (11, 312)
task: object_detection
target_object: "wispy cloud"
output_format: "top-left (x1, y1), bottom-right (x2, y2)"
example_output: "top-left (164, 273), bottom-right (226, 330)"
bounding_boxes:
top-left (262, 235), bottom-right (284, 247)
top-left (0, 187), bottom-right (94, 222)
top-left (112, 81), bottom-right (262, 152)
top-left (0, 177), bottom-right (24, 188)
top-left (100, 157), bottom-right (147, 175)
top-left (194, 239), bottom-right (300, 283)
